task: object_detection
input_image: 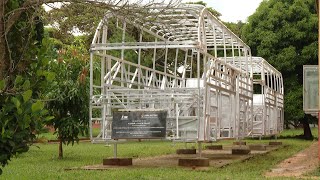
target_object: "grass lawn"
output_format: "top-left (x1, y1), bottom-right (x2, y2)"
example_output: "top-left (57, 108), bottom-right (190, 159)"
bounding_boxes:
top-left (1, 128), bottom-right (317, 180)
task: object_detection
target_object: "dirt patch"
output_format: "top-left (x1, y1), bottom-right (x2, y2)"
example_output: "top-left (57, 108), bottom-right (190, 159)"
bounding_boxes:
top-left (265, 142), bottom-right (319, 178)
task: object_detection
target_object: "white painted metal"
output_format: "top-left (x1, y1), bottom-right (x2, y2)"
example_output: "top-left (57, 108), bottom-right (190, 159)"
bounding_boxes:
top-left (89, 3), bottom-right (282, 143)
top-left (225, 57), bottom-right (284, 136)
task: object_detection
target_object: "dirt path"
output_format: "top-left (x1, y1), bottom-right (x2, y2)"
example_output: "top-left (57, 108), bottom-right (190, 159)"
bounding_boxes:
top-left (265, 142), bottom-right (319, 178)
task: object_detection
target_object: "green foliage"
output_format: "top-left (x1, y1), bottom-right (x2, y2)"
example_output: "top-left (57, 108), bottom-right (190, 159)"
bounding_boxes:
top-left (0, 1), bottom-right (50, 173)
top-left (4, 1), bottom-right (45, 75)
top-left (242, 0), bottom-right (318, 126)
top-left (45, 3), bottom-right (105, 47)
top-left (0, 76), bottom-right (49, 175)
top-left (44, 37), bottom-right (90, 148)
top-left (187, 1), bottom-right (221, 18)
top-left (224, 21), bottom-right (245, 38)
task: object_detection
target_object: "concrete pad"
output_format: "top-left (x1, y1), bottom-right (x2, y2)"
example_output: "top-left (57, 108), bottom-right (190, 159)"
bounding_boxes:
top-left (206, 145), bottom-right (223, 150)
top-left (176, 149), bottom-right (197, 154)
top-left (269, 141), bottom-right (283, 146)
top-left (232, 148), bottom-right (251, 155)
top-left (178, 158), bottom-right (209, 167)
top-left (103, 158), bottom-right (132, 166)
top-left (233, 141), bottom-right (247, 145)
top-left (249, 144), bottom-right (267, 151)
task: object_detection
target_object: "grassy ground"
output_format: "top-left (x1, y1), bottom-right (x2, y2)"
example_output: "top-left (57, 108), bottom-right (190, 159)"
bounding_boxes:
top-left (1, 128), bottom-right (317, 180)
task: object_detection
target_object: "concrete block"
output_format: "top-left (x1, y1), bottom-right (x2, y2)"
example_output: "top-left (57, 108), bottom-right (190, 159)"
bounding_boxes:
top-left (178, 158), bottom-right (209, 167)
top-left (269, 141), bottom-right (282, 146)
top-left (206, 145), bottom-right (223, 150)
top-left (232, 148), bottom-right (251, 155)
top-left (103, 158), bottom-right (132, 166)
top-left (176, 149), bottom-right (197, 154)
top-left (249, 144), bottom-right (267, 151)
top-left (233, 141), bottom-right (247, 145)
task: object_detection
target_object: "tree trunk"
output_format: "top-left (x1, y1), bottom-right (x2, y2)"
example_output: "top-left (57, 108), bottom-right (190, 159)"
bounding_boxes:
top-left (58, 137), bottom-right (63, 159)
top-left (301, 115), bottom-right (313, 140)
top-left (0, 0), bottom-right (8, 80)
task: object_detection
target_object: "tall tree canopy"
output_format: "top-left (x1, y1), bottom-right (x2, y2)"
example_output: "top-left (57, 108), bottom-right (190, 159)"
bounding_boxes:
top-left (0, 0), bottom-right (179, 79)
top-left (242, 0), bottom-right (318, 138)
top-left (187, 1), bottom-right (221, 18)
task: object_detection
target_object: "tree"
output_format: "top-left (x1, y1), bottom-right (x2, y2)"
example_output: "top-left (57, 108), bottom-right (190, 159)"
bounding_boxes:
top-left (43, 36), bottom-right (89, 159)
top-left (225, 21), bottom-right (245, 38)
top-left (0, 0), bottom-right (180, 80)
top-left (242, 0), bottom-right (318, 139)
top-left (45, 3), bottom-right (106, 46)
top-left (0, 40), bottom-right (55, 174)
top-left (187, 1), bottom-right (221, 18)
top-left (0, 0), bottom-right (49, 174)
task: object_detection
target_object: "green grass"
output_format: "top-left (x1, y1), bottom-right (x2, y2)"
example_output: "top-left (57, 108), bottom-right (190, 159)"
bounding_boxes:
top-left (37, 128), bottom-right (102, 141)
top-left (278, 127), bottom-right (318, 138)
top-left (1, 128), bottom-right (317, 180)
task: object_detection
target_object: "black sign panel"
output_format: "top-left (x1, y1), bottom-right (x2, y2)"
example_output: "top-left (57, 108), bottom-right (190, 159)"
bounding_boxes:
top-left (111, 111), bottom-right (167, 139)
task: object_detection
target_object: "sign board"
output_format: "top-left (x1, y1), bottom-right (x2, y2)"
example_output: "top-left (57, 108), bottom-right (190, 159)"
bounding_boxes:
top-left (111, 110), bottom-right (167, 139)
top-left (303, 65), bottom-right (318, 116)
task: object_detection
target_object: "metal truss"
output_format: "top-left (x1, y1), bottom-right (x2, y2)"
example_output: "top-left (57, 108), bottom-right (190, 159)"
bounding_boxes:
top-left (89, 3), bottom-right (282, 143)
top-left (226, 57), bottom-right (284, 136)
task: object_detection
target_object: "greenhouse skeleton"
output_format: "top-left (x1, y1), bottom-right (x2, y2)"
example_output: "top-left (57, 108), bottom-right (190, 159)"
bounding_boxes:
top-left (89, 3), bottom-right (284, 144)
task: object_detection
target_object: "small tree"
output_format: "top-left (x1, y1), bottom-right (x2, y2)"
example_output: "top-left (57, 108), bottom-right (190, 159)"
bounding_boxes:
top-left (45, 38), bottom-right (89, 159)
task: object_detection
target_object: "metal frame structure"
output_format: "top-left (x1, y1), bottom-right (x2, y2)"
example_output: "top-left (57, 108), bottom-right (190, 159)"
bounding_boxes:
top-left (225, 57), bottom-right (284, 136)
top-left (89, 3), bottom-right (281, 143)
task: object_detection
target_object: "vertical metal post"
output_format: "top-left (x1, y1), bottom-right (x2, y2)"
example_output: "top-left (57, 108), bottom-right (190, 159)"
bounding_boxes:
top-left (231, 38), bottom-right (235, 64)
top-left (190, 51), bottom-right (194, 78)
top-left (235, 76), bottom-right (240, 139)
top-left (89, 53), bottom-right (93, 139)
top-left (114, 143), bottom-right (118, 158)
top-left (164, 48), bottom-right (168, 74)
top-left (238, 47), bottom-right (242, 71)
top-left (197, 51), bottom-right (202, 141)
top-left (198, 141), bottom-right (202, 158)
top-left (101, 23), bottom-right (107, 139)
top-left (222, 31), bottom-right (227, 63)
top-left (174, 48), bottom-right (179, 87)
top-left (153, 38), bottom-right (157, 71)
top-left (262, 63), bottom-right (266, 135)
top-left (213, 25), bottom-right (217, 58)
top-left (182, 50), bottom-right (188, 83)
top-left (138, 32), bottom-right (142, 89)
top-left (176, 103), bottom-right (179, 139)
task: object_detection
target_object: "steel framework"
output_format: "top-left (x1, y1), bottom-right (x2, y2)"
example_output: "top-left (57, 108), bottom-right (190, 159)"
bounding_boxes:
top-left (89, 3), bottom-right (282, 143)
top-left (225, 57), bottom-right (284, 136)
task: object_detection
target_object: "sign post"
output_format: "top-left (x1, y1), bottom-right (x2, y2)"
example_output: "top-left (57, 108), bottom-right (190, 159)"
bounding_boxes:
top-left (112, 110), bottom-right (167, 139)
top-left (103, 110), bottom-right (167, 166)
